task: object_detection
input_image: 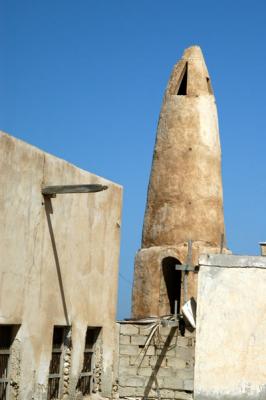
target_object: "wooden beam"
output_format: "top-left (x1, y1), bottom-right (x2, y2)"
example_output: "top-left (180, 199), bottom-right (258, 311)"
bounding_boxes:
top-left (42, 184), bottom-right (108, 196)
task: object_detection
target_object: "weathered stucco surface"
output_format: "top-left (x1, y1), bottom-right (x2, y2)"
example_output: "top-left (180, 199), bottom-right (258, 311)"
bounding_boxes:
top-left (142, 46), bottom-right (225, 248)
top-left (132, 46), bottom-right (227, 318)
top-left (0, 131), bottom-right (122, 399)
top-left (194, 254), bottom-right (266, 400)
top-left (132, 242), bottom-right (229, 318)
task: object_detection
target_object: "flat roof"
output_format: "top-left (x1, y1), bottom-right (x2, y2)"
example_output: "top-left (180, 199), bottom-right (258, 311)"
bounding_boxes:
top-left (199, 253), bottom-right (266, 269)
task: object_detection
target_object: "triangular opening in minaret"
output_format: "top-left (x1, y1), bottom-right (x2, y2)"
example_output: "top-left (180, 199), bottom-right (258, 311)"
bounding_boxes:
top-left (177, 62), bottom-right (188, 95)
top-left (206, 77), bottom-right (213, 94)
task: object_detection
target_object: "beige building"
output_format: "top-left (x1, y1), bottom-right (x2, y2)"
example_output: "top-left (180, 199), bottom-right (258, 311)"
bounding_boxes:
top-left (0, 131), bottom-right (122, 399)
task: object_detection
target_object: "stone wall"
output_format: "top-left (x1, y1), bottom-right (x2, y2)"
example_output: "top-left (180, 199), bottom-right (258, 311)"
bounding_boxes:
top-left (117, 322), bottom-right (194, 400)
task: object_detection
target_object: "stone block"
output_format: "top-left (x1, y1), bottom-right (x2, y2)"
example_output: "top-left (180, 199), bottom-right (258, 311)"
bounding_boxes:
top-left (120, 344), bottom-right (139, 356)
top-left (167, 358), bottom-right (186, 369)
top-left (157, 367), bottom-right (175, 377)
top-left (137, 367), bottom-right (153, 377)
top-left (162, 377), bottom-right (184, 390)
top-left (139, 326), bottom-right (153, 336)
top-left (177, 337), bottom-right (189, 347)
top-left (155, 334), bottom-right (178, 348)
top-left (131, 355), bottom-right (149, 367)
top-left (176, 368), bottom-right (194, 380)
top-left (119, 375), bottom-right (146, 387)
top-left (175, 346), bottom-right (194, 361)
top-left (131, 335), bottom-right (147, 345)
top-left (119, 356), bottom-right (130, 367)
top-left (184, 379), bottom-right (194, 391)
top-left (119, 386), bottom-right (136, 396)
top-left (119, 365), bottom-right (137, 377)
top-left (159, 389), bottom-right (175, 398)
top-left (120, 335), bottom-right (130, 345)
top-left (174, 391), bottom-right (193, 400)
top-left (137, 346), bottom-right (155, 356)
top-left (138, 387), bottom-right (157, 397)
top-left (143, 346), bottom-right (155, 356)
top-left (159, 347), bottom-right (176, 357)
top-left (149, 355), bottom-right (167, 368)
top-left (120, 324), bottom-right (139, 335)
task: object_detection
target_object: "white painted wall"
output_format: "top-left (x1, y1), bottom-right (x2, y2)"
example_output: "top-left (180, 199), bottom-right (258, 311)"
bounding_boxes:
top-left (195, 254), bottom-right (266, 400)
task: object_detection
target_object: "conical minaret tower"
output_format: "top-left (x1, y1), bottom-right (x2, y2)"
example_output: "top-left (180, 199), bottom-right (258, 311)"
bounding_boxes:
top-left (132, 46), bottom-right (227, 319)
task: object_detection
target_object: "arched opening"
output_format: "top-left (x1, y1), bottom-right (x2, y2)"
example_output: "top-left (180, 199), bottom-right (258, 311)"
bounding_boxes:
top-left (162, 257), bottom-right (182, 315)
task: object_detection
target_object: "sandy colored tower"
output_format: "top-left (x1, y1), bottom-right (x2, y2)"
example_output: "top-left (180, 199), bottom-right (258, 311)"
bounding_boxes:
top-left (132, 46), bottom-right (227, 319)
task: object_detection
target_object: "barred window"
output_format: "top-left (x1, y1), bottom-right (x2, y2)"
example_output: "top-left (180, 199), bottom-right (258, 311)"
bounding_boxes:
top-left (0, 325), bottom-right (19, 400)
top-left (76, 327), bottom-right (101, 396)
top-left (47, 327), bottom-right (70, 400)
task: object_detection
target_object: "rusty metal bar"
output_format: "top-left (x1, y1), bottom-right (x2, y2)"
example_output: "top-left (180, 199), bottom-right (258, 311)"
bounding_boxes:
top-left (175, 264), bottom-right (195, 272)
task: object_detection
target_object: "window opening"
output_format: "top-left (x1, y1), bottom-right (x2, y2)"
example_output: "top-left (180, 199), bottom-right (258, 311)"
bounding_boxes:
top-left (47, 326), bottom-right (69, 400)
top-left (76, 327), bottom-right (101, 396)
top-left (162, 257), bottom-right (182, 314)
top-left (0, 325), bottom-right (19, 400)
top-left (177, 62), bottom-right (188, 95)
top-left (206, 77), bottom-right (213, 94)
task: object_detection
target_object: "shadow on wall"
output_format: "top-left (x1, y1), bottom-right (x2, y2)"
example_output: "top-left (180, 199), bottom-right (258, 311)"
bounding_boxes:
top-left (44, 197), bottom-right (70, 325)
top-left (143, 327), bottom-right (177, 398)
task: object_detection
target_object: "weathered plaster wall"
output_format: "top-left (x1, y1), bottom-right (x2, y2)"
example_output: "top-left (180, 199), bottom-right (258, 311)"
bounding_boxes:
top-left (0, 131), bottom-right (122, 399)
top-left (117, 323), bottom-right (194, 400)
top-left (194, 254), bottom-right (266, 400)
top-left (142, 46), bottom-right (225, 249)
top-left (132, 46), bottom-right (226, 319)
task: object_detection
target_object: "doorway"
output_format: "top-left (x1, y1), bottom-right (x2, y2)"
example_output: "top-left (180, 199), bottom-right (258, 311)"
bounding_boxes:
top-left (162, 257), bottom-right (182, 314)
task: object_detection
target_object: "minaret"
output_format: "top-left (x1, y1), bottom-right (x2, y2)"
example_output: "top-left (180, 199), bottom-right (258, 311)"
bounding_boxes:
top-left (132, 46), bottom-right (226, 319)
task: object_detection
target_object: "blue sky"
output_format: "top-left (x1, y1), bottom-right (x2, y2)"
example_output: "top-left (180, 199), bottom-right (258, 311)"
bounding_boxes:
top-left (1, 1), bottom-right (266, 319)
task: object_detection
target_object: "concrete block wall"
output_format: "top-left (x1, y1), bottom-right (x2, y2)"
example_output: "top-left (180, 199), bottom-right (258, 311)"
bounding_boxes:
top-left (117, 323), bottom-right (194, 400)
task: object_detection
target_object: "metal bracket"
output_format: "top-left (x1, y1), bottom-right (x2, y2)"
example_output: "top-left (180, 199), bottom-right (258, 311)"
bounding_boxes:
top-left (42, 184), bottom-right (108, 197)
top-left (175, 264), bottom-right (196, 272)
